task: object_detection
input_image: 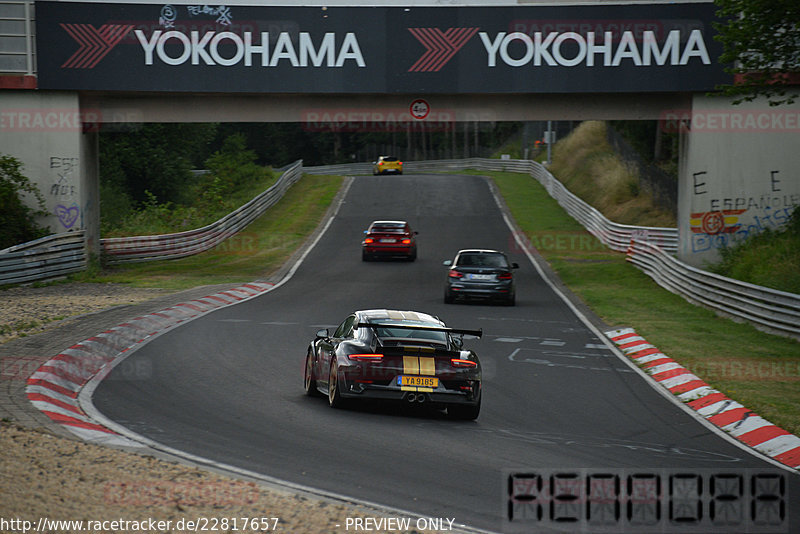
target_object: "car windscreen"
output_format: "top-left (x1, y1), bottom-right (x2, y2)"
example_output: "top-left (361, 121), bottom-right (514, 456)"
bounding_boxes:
top-left (381, 157), bottom-right (399, 162)
top-left (371, 225), bottom-right (405, 233)
top-left (456, 253), bottom-right (508, 268)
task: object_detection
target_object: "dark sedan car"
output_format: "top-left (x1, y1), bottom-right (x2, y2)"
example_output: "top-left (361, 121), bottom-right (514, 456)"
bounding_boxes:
top-left (443, 249), bottom-right (519, 305)
top-left (362, 220), bottom-right (417, 261)
top-left (304, 309), bottom-right (483, 419)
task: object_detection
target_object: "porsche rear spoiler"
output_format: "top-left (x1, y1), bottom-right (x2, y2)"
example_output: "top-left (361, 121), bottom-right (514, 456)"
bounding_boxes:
top-left (356, 322), bottom-right (482, 338)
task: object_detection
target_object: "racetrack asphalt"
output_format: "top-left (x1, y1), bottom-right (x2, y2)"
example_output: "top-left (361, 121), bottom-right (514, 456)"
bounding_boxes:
top-left (90, 173), bottom-right (798, 533)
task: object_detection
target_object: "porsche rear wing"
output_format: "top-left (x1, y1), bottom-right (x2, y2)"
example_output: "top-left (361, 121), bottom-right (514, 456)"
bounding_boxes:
top-left (356, 322), bottom-right (482, 338)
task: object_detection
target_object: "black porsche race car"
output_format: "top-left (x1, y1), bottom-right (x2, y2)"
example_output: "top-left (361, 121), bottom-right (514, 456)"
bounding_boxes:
top-left (304, 309), bottom-right (482, 419)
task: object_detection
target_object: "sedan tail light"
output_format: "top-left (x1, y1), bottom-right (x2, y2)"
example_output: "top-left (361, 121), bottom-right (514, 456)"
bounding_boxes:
top-left (497, 272), bottom-right (513, 280)
top-left (401, 238), bottom-right (412, 244)
top-left (451, 359), bottom-right (477, 368)
top-left (350, 354), bottom-right (383, 361)
top-left (448, 270), bottom-right (464, 278)
top-left (364, 237), bottom-right (374, 244)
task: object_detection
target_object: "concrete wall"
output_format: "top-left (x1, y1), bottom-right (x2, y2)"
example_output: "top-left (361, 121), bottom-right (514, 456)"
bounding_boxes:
top-left (677, 94), bottom-right (800, 267)
top-left (0, 90), bottom-right (99, 252)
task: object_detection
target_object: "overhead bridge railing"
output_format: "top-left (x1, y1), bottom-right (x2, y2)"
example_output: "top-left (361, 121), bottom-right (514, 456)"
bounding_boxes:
top-left (0, 231), bottom-right (86, 286)
top-left (304, 157), bottom-right (679, 253)
top-left (0, 0), bottom-right (36, 75)
top-left (100, 160), bottom-right (303, 264)
top-left (627, 239), bottom-right (800, 340)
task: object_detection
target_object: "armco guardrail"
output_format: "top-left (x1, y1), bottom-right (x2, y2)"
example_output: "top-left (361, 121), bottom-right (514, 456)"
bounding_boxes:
top-left (101, 160), bottom-right (303, 264)
top-left (305, 158), bottom-right (678, 253)
top-left (0, 231), bottom-right (86, 285)
top-left (628, 239), bottom-right (800, 340)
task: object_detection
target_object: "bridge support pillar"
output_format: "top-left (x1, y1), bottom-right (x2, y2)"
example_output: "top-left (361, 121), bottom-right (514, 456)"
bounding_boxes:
top-left (677, 94), bottom-right (800, 267)
top-left (0, 90), bottom-right (100, 259)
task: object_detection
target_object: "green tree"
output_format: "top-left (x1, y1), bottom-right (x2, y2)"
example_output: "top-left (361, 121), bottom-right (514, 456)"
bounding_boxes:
top-left (714, 0), bottom-right (800, 105)
top-left (99, 123), bottom-right (217, 206)
top-left (0, 155), bottom-right (50, 249)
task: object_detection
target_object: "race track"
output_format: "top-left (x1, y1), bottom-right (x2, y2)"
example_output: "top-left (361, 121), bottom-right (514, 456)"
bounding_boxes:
top-left (93, 174), bottom-right (795, 533)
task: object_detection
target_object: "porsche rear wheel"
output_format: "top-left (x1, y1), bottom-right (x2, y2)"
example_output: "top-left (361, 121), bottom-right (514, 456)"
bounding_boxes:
top-left (328, 358), bottom-right (345, 408)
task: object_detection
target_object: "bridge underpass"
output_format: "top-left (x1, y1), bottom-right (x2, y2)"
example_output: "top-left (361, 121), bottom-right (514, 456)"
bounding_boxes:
top-left (81, 92), bottom-right (690, 123)
top-left (1, 0), bottom-right (798, 267)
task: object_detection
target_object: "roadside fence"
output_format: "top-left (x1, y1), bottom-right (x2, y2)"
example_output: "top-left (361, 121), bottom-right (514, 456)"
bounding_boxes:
top-left (627, 239), bottom-right (800, 340)
top-left (100, 160), bottom-right (303, 264)
top-left (0, 231), bottom-right (86, 285)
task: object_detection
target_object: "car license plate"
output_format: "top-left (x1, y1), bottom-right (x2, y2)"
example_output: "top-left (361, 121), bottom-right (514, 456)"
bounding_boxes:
top-left (398, 376), bottom-right (438, 388)
top-left (380, 238), bottom-right (397, 243)
top-left (468, 273), bottom-right (494, 280)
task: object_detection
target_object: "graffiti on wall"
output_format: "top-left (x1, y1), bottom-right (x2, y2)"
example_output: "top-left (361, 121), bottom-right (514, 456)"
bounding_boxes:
top-left (49, 156), bottom-right (80, 229)
top-left (690, 206), bottom-right (796, 252)
top-left (690, 169), bottom-right (799, 253)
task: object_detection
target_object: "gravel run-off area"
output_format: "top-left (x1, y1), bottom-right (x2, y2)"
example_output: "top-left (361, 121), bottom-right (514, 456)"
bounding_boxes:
top-left (1, 283), bottom-right (434, 534)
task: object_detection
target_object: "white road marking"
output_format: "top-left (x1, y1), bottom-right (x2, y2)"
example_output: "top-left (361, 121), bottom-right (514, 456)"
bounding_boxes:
top-left (507, 348), bottom-right (633, 373)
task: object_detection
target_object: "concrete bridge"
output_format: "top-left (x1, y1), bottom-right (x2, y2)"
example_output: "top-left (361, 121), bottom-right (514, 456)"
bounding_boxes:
top-left (1, 0), bottom-right (797, 266)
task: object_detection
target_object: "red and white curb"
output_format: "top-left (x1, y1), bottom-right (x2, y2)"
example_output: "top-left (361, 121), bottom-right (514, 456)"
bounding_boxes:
top-left (25, 282), bottom-right (274, 447)
top-left (607, 327), bottom-right (800, 471)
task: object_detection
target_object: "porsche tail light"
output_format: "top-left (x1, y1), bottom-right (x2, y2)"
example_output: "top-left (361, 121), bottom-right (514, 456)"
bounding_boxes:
top-left (448, 270), bottom-right (463, 278)
top-left (451, 359), bottom-right (477, 368)
top-left (497, 272), bottom-right (513, 280)
top-left (350, 354), bottom-right (383, 361)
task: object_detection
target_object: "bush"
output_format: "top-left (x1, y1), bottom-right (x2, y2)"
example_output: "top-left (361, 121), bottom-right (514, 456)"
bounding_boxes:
top-left (204, 133), bottom-right (267, 191)
top-left (710, 207), bottom-right (800, 294)
top-left (0, 155), bottom-right (50, 250)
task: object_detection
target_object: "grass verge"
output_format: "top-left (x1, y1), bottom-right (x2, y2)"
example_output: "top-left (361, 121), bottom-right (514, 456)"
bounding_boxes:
top-left (74, 174), bottom-right (343, 290)
top-left (547, 121), bottom-right (676, 227)
top-left (486, 169), bottom-right (800, 436)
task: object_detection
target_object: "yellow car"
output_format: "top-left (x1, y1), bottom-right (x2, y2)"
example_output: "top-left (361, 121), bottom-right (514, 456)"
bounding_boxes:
top-left (372, 156), bottom-right (403, 175)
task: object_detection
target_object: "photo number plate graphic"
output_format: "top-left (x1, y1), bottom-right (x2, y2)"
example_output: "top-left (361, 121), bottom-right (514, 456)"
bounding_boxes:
top-left (504, 468), bottom-right (788, 533)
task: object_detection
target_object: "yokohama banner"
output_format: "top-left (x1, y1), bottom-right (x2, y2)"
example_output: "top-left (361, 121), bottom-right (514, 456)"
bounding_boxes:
top-left (35, 2), bottom-right (729, 93)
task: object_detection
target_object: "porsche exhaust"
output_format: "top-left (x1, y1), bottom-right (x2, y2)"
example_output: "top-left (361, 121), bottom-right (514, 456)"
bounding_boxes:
top-left (405, 393), bottom-right (426, 404)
